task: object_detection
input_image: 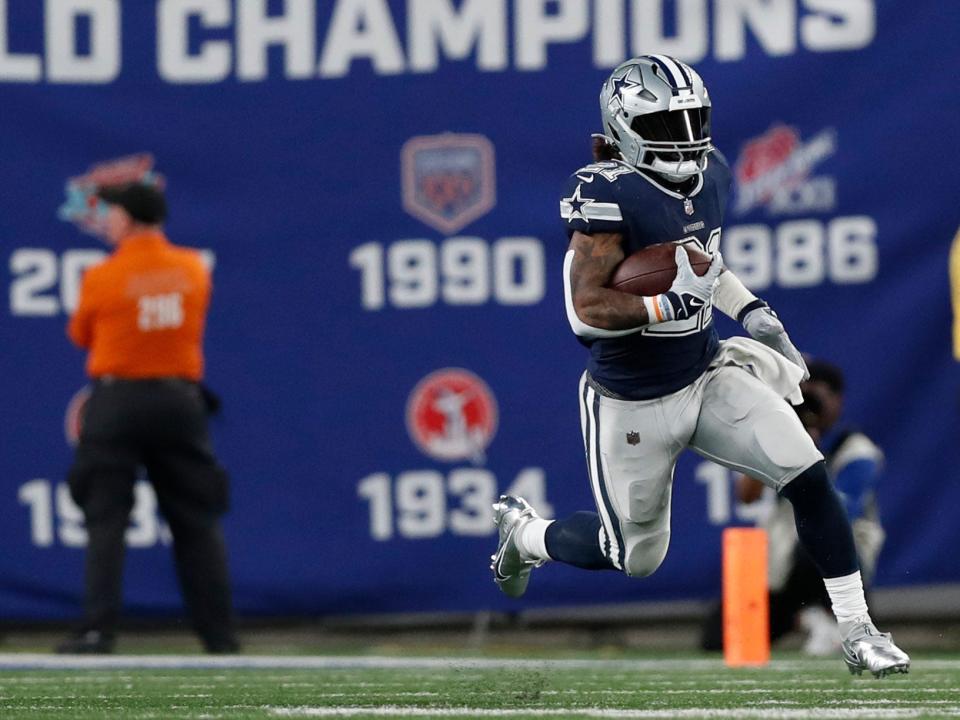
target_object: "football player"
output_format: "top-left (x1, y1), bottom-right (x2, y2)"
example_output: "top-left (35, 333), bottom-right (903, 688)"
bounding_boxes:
top-left (491, 55), bottom-right (908, 677)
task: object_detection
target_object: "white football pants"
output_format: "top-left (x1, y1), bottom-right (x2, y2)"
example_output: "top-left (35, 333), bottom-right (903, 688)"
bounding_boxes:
top-left (578, 360), bottom-right (822, 577)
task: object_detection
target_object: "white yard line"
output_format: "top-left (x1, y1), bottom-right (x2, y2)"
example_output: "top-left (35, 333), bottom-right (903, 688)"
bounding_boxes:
top-left (0, 655), bottom-right (958, 672)
top-left (268, 706), bottom-right (960, 718)
top-left (0, 655), bottom-right (715, 671)
top-left (540, 689), bottom-right (960, 695)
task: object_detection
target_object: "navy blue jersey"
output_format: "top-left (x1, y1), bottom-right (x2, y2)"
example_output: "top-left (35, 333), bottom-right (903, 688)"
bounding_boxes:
top-left (559, 152), bottom-right (732, 399)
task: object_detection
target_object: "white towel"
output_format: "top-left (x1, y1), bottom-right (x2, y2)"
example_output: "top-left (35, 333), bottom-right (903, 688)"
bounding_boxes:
top-left (711, 336), bottom-right (806, 405)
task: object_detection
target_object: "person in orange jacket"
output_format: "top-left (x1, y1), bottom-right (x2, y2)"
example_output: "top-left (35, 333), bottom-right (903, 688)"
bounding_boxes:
top-left (58, 181), bottom-right (238, 654)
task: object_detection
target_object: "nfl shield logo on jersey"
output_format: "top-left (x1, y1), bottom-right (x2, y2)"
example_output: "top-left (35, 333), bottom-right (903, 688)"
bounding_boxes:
top-left (406, 368), bottom-right (498, 464)
top-left (401, 133), bottom-right (496, 235)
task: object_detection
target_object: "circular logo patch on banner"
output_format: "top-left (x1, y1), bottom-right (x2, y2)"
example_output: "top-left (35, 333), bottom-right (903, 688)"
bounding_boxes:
top-left (64, 385), bottom-right (92, 447)
top-left (406, 368), bottom-right (498, 463)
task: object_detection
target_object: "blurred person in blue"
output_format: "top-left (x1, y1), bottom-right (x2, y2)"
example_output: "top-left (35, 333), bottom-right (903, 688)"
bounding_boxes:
top-left (700, 360), bottom-right (886, 655)
top-left (794, 360), bottom-right (886, 653)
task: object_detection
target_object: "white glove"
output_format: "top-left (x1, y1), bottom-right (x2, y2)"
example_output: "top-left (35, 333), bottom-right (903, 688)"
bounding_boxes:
top-left (647, 247), bottom-right (723, 323)
top-left (741, 304), bottom-right (810, 380)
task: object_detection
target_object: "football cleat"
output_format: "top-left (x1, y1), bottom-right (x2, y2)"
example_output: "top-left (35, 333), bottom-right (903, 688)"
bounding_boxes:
top-left (841, 620), bottom-right (910, 678)
top-left (490, 495), bottom-right (544, 598)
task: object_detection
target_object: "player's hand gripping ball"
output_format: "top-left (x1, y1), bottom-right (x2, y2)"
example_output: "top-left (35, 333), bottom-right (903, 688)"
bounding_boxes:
top-left (606, 242), bottom-right (713, 296)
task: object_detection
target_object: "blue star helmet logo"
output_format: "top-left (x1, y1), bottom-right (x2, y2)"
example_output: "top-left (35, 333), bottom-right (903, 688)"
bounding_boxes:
top-left (610, 71), bottom-right (641, 109)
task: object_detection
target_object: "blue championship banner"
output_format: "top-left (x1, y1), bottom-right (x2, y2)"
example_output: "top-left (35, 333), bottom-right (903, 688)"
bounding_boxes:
top-left (1, 1), bottom-right (958, 619)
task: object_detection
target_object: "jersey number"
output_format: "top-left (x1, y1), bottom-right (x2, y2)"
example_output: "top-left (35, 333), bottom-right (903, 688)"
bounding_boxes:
top-left (138, 293), bottom-right (184, 331)
top-left (644, 229), bottom-right (721, 336)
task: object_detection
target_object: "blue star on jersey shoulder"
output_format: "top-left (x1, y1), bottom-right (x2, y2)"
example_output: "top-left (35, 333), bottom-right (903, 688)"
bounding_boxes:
top-left (563, 183), bottom-right (595, 222)
top-left (559, 171), bottom-right (626, 235)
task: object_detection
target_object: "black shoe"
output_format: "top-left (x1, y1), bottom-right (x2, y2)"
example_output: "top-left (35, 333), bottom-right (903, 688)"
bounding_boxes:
top-left (55, 630), bottom-right (115, 654)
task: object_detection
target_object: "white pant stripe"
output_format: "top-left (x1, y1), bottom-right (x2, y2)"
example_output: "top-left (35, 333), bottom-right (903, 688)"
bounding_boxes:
top-left (580, 379), bottom-right (622, 570)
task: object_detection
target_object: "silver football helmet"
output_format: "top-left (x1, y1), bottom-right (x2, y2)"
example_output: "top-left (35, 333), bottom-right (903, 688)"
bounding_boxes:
top-left (599, 55), bottom-right (712, 181)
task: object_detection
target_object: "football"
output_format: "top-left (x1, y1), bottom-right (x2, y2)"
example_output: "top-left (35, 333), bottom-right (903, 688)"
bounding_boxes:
top-left (607, 242), bottom-right (712, 297)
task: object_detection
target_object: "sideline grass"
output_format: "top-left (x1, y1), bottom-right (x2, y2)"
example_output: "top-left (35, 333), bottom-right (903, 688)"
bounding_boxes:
top-left (0, 655), bottom-right (957, 719)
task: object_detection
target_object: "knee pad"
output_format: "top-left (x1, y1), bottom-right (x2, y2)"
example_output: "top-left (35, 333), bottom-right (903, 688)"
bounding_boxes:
top-left (753, 412), bottom-right (823, 487)
top-left (625, 479), bottom-right (670, 524)
top-left (622, 530), bottom-right (670, 578)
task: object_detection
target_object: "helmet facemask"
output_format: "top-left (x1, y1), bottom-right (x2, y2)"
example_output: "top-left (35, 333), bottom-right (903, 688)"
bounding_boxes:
top-left (600, 56), bottom-right (713, 181)
top-left (631, 107), bottom-right (711, 181)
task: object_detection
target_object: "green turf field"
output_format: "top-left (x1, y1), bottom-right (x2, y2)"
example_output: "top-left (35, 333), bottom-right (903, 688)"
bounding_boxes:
top-left (0, 655), bottom-right (957, 719)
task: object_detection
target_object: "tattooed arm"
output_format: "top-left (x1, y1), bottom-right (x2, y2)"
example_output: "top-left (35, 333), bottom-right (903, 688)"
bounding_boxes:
top-left (566, 230), bottom-right (653, 331)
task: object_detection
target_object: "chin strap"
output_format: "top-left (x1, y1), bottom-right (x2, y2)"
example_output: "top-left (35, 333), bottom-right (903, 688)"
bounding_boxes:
top-left (658, 171), bottom-right (694, 183)
top-left (590, 133), bottom-right (616, 145)
top-left (648, 156), bottom-right (703, 181)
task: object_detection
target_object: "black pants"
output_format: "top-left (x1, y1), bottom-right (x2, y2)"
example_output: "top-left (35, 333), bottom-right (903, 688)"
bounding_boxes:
top-left (67, 378), bottom-right (235, 650)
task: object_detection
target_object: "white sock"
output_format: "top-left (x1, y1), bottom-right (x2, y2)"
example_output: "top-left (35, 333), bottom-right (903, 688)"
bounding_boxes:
top-left (515, 518), bottom-right (553, 562)
top-left (823, 571), bottom-right (872, 625)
